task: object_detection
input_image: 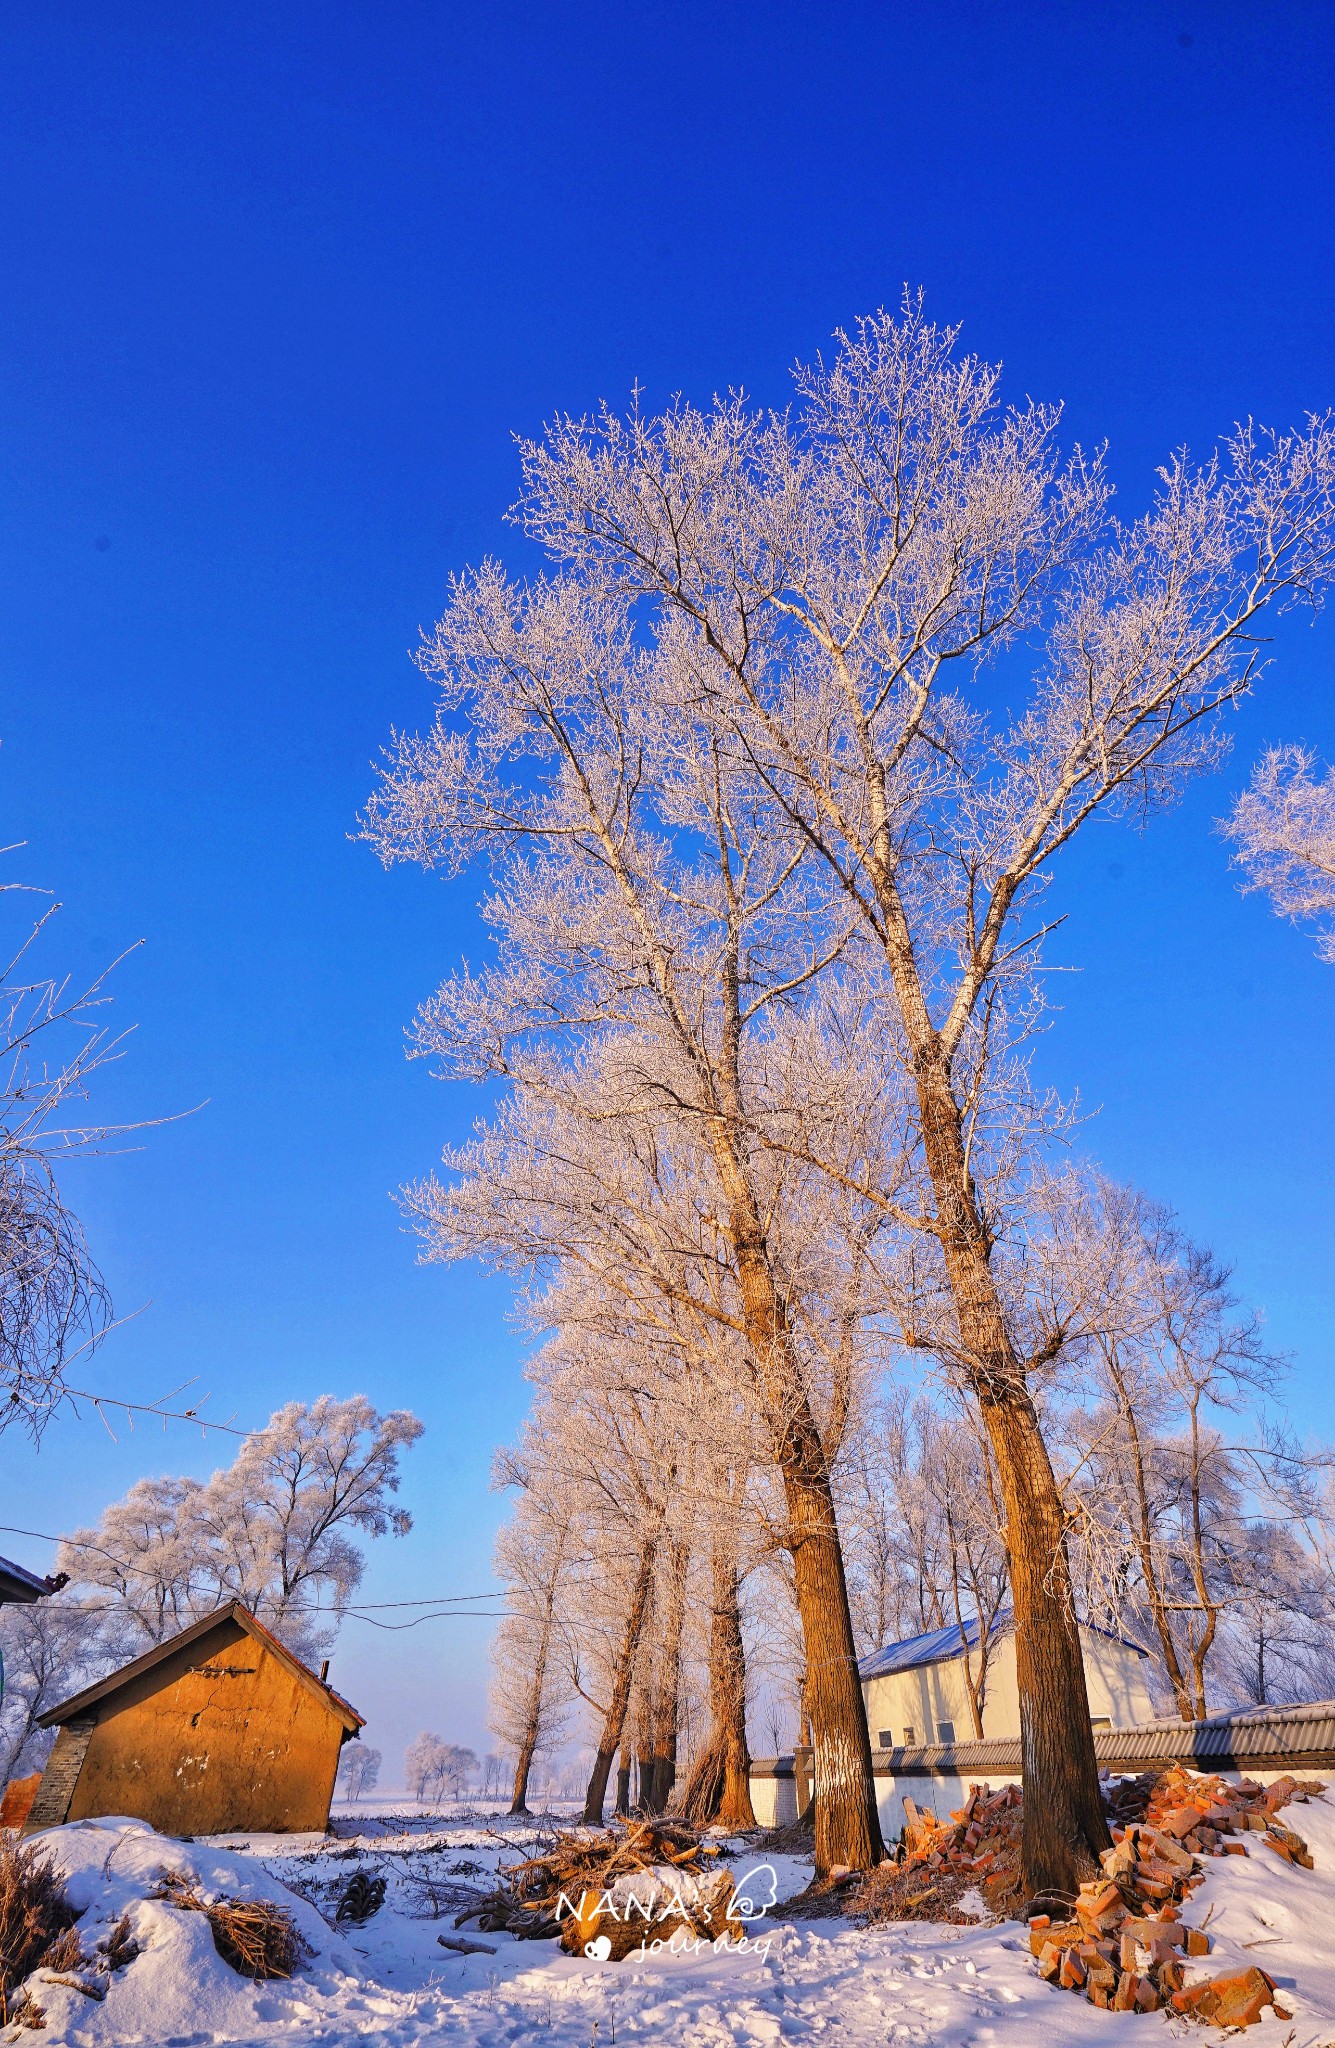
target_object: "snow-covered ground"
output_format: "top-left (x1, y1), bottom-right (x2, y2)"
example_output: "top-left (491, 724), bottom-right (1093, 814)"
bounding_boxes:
top-left (10, 1793), bottom-right (1335, 2046)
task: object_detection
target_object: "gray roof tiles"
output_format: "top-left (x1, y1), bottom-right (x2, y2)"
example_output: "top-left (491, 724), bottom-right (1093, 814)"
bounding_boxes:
top-left (751, 1702), bottom-right (1335, 1779)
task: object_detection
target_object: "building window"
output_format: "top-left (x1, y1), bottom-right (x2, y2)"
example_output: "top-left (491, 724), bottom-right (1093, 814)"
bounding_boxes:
top-left (877, 1730), bottom-right (895, 1748)
top-left (937, 1720), bottom-right (956, 1745)
top-left (1090, 1716), bottom-right (1112, 1731)
top-left (902, 1725), bottom-right (917, 1746)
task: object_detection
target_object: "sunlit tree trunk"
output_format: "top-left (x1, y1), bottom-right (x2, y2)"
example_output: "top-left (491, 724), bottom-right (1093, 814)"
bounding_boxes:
top-left (913, 1050), bottom-right (1110, 1896)
top-left (583, 1530), bottom-right (658, 1826)
top-left (681, 1533), bottom-right (755, 1828)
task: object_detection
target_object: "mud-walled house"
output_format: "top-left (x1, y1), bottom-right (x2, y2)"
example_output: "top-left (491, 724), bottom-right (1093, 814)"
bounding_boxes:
top-left (25, 1600), bottom-right (364, 1836)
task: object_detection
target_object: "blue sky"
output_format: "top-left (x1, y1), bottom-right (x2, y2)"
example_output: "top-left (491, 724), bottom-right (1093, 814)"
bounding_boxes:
top-left (2, 1), bottom-right (1334, 1777)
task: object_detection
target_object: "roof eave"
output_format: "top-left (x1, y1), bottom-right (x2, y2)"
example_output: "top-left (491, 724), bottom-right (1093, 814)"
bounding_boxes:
top-left (36, 1600), bottom-right (365, 1732)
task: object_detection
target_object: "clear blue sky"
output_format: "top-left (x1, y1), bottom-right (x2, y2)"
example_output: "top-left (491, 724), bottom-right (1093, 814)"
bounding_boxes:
top-left (2, 1), bottom-right (1334, 1778)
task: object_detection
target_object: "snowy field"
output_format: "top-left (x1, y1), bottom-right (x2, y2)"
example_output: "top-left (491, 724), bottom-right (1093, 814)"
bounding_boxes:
top-left (11, 1794), bottom-right (1335, 2046)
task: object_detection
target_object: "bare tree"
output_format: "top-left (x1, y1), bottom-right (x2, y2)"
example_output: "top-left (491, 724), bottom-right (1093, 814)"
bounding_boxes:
top-left (507, 297), bottom-right (1335, 1894)
top-left (1221, 744), bottom-right (1335, 958)
top-left (0, 884), bottom-right (125, 1440)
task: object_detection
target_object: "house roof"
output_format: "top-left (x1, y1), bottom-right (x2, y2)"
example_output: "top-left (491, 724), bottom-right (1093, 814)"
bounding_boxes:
top-left (37, 1600), bottom-right (365, 1733)
top-left (0, 1552), bottom-right (56, 1605)
top-left (857, 1608), bottom-right (1149, 1681)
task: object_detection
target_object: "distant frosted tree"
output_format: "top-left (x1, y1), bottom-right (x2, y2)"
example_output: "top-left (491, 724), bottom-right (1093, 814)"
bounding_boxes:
top-left (488, 1445), bottom-right (572, 1814)
top-left (59, 1396), bottom-right (423, 1661)
top-left (1222, 744), bottom-right (1335, 959)
top-left (404, 1733), bottom-right (476, 1803)
top-left (442, 1744), bottom-right (478, 1798)
top-left (404, 1731), bottom-right (448, 1802)
top-left (0, 1592), bottom-right (131, 1782)
top-left (336, 1743), bottom-right (381, 1801)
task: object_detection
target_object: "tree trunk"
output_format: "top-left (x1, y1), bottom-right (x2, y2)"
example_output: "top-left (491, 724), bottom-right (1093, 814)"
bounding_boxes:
top-left (724, 1219), bottom-right (882, 1872)
top-left (510, 1729), bottom-right (538, 1816)
top-left (1104, 1351), bottom-right (1194, 1720)
top-left (914, 1053), bottom-right (1110, 1902)
top-left (681, 1537), bottom-right (755, 1828)
top-left (704, 931), bottom-right (882, 1872)
top-left (615, 1748), bottom-right (632, 1817)
top-left (646, 1538), bottom-right (688, 1814)
top-left (582, 1530), bottom-right (658, 1826)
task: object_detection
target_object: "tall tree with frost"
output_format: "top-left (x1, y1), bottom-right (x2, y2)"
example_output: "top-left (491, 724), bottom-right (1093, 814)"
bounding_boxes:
top-left (365, 625), bottom-right (893, 1868)
top-left (489, 1440), bottom-right (573, 1814)
top-left (1221, 744), bottom-right (1335, 958)
top-left (504, 298), bottom-right (1335, 1895)
top-left (526, 1334), bottom-right (676, 1825)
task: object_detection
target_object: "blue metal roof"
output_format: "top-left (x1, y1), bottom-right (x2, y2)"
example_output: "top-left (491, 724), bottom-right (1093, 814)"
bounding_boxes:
top-left (858, 1614), bottom-right (995, 1680)
top-left (857, 1609), bottom-right (1149, 1680)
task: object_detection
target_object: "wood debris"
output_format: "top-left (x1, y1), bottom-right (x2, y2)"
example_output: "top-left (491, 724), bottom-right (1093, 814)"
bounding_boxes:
top-left (453, 1817), bottom-right (729, 1959)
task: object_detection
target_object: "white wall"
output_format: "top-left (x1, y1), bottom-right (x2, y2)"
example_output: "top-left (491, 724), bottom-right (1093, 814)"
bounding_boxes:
top-left (861, 1627), bottom-right (1157, 1746)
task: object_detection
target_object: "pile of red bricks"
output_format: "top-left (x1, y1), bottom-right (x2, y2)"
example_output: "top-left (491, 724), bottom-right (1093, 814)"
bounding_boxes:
top-left (859, 1784), bottom-right (1028, 1923)
top-left (1028, 1765), bottom-right (1323, 2022)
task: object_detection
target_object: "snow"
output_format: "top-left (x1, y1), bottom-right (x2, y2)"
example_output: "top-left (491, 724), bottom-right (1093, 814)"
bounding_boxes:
top-left (11, 1793), bottom-right (1335, 2046)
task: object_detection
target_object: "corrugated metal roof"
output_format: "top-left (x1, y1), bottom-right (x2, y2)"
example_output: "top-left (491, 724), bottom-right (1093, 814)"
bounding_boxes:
top-left (857, 1608), bottom-right (1148, 1681)
top-left (858, 1616), bottom-right (994, 1679)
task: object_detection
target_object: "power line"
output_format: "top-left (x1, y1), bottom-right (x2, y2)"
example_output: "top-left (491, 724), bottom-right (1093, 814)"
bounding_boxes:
top-left (0, 1525), bottom-right (506, 1612)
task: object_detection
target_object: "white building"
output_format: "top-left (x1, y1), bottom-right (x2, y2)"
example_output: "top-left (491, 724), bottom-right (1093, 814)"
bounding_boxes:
top-left (859, 1612), bottom-right (1158, 1750)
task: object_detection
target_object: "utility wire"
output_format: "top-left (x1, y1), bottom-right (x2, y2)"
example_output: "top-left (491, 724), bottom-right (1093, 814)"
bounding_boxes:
top-left (0, 1524), bottom-right (507, 1612)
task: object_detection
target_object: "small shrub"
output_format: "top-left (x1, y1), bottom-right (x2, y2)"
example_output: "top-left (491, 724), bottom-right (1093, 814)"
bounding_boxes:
top-left (0, 1833), bottom-right (76, 2025)
top-left (34, 1926), bottom-right (84, 1974)
top-left (6, 1987), bottom-right (46, 2029)
top-left (97, 1912), bottom-right (140, 1972)
top-left (151, 1868), bottom-right (310, 1981)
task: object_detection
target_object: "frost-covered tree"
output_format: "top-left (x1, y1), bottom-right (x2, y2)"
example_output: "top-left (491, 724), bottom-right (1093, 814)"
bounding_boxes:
top-left (404, 1732), bottom-right (476, 1803)
top-left (362, 538), bottom-right (900, 1867)
top-left (489, 1444), bottom-right (573, 1814)
top-left (59, 1396), bottom-right (423, 1660)
top-left (336, 1743), bottom-right (381, 1801)
top-left (404, 1731), bottom-right (448, 1802)
top-left (1221, 744), bottom-right (1335, 959)
top-left (0, 1592), bottom-right (130, 1782)
top-left (392, 1014), bottom-right (894, 1865)
top-left (1021, 1170), bottom-right (1333, 1720)
top-left (489, 299), bottom-right (1335, 1895)
top-left (0, 877), bottom-right (124, 1441)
